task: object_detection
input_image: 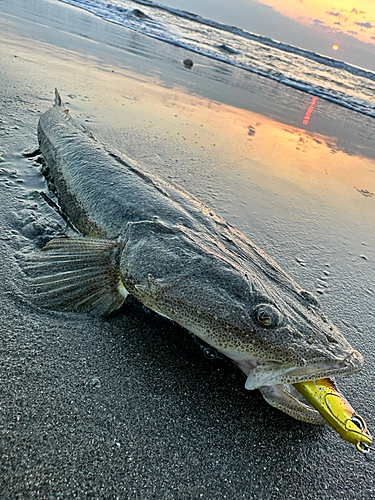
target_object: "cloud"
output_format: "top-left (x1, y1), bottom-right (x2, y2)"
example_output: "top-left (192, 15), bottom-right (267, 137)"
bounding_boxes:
top-left (334, 21), bottom-right (341, 25)
top-left (347, 30), bottom-right (358, 35)
top-left (351, 8), bottom-right (358, 14)
top-left (311, 18), bottom-right (331, 31)
top-left (355, 21), bottom-right (373, 28)
top-left (371, 36), bottom-right (375, 40)
top-left (327, 11), bottom-right (340, 17)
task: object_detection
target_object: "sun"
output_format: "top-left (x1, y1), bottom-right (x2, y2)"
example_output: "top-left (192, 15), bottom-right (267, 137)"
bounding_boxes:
top-left (332, 44), bottom-right (339, 51)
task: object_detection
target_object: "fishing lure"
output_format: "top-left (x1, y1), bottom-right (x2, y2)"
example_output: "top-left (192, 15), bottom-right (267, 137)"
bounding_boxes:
top-left (294, 378), bottom-right (372, 453)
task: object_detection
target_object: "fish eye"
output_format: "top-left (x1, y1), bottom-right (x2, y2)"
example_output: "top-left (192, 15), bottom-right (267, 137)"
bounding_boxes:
top-left (253, 304), bottom-right (281, 328)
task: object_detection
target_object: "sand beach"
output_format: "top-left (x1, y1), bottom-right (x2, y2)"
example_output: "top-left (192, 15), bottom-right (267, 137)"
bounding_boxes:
top-left (1, 0), bottom-right (375, 498)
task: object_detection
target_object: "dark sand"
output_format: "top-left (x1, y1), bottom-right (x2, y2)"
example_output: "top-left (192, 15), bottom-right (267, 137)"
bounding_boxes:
top-left (1, 0), bottom-right (375, 498)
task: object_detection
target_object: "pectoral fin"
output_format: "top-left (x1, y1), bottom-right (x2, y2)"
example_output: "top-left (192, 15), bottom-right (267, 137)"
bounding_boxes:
top-left (23, 237), bottom-right (128, 315)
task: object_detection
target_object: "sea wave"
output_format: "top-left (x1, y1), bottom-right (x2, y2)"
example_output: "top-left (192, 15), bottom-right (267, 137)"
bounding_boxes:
top-left (58, 0), bottom-right (375, 118)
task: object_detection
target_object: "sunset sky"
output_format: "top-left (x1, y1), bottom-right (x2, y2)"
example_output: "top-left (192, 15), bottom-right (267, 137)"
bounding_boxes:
top-left (164, 0), bottom-right (375, 70)
top-left (259, 0), bottom-right (375, 45)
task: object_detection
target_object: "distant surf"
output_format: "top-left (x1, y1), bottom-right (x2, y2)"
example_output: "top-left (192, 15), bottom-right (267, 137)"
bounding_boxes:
top-left (59, 0), bottom-right (375, 118)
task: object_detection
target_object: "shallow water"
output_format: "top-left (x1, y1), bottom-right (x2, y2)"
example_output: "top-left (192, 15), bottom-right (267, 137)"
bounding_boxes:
top-left (1, 0), bottom-right (375, 498)
top-left (55, 0), bottom-right (375, 117)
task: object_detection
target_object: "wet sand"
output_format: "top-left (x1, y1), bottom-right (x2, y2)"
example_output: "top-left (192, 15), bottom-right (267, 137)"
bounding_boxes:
top-left (1, 0), bottom-right (375, 498)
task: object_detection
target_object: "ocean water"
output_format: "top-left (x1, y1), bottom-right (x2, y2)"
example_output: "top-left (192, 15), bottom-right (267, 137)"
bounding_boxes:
top-left (58, 0), bottom-right (375, 118)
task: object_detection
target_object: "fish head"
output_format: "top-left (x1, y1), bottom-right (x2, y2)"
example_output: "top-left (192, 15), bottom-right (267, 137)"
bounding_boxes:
top-left (121, 221), bottom-right (363, 426)
top-left (236, 283), bottom-right (363, 390)
top-left (161, 254), bottom-right (364, 426)
top-left (122, 222), bottom-right (363, 390)
top-left (160, 262), bottom-right (362, 387)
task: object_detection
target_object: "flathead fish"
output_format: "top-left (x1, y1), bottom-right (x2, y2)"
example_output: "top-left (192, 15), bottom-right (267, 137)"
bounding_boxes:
top-left (25, 90), bottom-right (371, 450)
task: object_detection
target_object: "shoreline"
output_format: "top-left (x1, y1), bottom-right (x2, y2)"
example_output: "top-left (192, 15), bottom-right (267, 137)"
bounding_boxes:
top-left (1, 0), bottom-right (375, 498)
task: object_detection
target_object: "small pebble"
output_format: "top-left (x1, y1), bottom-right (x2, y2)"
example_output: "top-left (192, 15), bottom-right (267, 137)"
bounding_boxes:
top-left (92, 377), bottom-right (102, 388)
top-left (183, 58), bottom-right (194, 69)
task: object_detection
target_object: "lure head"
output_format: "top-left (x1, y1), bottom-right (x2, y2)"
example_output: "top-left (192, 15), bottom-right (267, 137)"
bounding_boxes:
top-left (323, 392), bottom-right (372, 453)
top-left (348, 415), bottom-right (372, 453)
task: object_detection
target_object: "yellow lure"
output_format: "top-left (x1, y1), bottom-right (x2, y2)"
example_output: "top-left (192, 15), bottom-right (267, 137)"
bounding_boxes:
top-left (294, 378), bottom-right (372, 453)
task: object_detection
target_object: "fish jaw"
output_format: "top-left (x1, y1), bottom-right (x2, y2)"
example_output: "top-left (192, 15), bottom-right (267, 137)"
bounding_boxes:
top-left (232, 352), bottom-right (364, 426)
top-left (243, 349), bottom-right (363, 390)
top-left (258, 384), bottom-right (326, 425)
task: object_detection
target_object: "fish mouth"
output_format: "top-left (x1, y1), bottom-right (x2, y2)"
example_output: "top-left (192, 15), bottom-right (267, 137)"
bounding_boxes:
top-left (233, 350), bottom-right (364, 424)
top-left (244, 349), bottom-right (363, 390)
top-left (259, 384), bottom-right (327, 424)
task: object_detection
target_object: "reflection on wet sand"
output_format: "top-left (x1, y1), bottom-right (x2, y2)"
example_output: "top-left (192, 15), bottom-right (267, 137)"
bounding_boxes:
top-left (156, 89), bottom-right (375, 203)
top-left (303, 96), bottom-right (318, 125)
top-left (1, 17), bottom-right (373, 214)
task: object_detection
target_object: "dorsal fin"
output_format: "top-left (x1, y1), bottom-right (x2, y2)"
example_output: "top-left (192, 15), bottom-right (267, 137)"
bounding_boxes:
top-left (54, 88), bottom-right (63, 107)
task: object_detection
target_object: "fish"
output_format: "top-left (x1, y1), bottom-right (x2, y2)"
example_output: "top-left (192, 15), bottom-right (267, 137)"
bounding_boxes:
top-left (25, 89), bottom-right (371, 450)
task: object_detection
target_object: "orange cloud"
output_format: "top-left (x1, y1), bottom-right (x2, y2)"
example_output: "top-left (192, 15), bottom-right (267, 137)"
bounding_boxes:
top-left (254, 0), bottom-right (375, 45)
